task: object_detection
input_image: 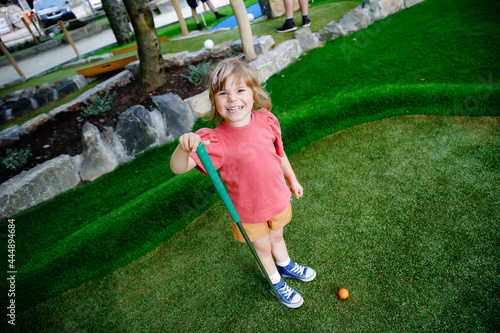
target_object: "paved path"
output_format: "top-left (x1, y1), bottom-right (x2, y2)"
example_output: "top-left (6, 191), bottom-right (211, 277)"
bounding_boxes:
top-left (0, 0), bottom-right (230, 87)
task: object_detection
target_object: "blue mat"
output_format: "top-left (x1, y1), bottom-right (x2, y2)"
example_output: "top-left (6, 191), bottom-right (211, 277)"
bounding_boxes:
top-left (207, 3), bottom-right (263, 32)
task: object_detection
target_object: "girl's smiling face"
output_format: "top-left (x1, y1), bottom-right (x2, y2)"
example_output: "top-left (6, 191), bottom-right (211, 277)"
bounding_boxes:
top-left (215, 74), bottom-right (255, 127)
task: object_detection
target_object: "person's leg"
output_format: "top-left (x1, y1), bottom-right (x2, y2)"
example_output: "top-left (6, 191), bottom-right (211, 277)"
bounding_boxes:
top-left (298, 0), bottom-right (311, 26)
top-left (252, 233), bottom-right (303, 308)
top-left (204, 0), bottom-right (226, 19)
top-left (298, 0), bottom-right (309, 16)
top-left (205, 0), bottom-right (216, 12)
top-left (273, 228), bottom-right (316, 282)
top-left (269, 227), bottom-right (289, 263)
top-left (276, 0), bottom-right (297, 32)
top-left (251, 233), bottom-right (278, 276)
top-left (191, 7), bottom-right (200, 24)
top-left (284, 0), bottom-right (294, 18)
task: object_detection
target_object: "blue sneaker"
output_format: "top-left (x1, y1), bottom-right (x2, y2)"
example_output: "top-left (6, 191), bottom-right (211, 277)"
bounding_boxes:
top-left (278, 260), bottom-right (316, 282)
top-left (270, 278), bottom-right (303, 308)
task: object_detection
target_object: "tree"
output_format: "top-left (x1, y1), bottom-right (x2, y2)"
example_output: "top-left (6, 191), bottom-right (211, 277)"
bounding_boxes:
top-left (122, 0), bottom-right (165, 92)
top-left (230, 0), bottom-right (256, 60)
top-left (101, 0), bottom-right (134, 46)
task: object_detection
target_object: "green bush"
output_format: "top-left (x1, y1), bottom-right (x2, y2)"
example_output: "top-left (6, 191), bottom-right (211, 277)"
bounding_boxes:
top-left (181, 62), bottom-right (211, 86)
top-left (81, 91), bottom-right (117, 117)
top-left (1, 148), bottom-right (30, 170)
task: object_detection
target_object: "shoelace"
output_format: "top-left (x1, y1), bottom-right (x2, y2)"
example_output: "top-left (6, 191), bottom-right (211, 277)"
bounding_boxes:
top-left (290, 263), bottom-right (306, 276)
top-left (278, 283), bottom-right (294, 300)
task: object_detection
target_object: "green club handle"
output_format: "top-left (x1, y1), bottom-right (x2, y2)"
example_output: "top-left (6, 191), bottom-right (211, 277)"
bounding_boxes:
top-left (196, 142), bottom-right (240, 223)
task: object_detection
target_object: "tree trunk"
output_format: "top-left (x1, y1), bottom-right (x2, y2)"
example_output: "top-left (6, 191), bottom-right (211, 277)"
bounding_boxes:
top-left (101, 0), bottom-right (134, 46)
top-left (122, 0), bottom-right (165, 92)
top-left (230, 0), bottom-right (256, 60)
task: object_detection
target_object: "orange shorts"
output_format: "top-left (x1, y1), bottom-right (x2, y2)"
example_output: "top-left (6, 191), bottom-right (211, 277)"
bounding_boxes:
top-left (231, 202), bottom-right (292, 242)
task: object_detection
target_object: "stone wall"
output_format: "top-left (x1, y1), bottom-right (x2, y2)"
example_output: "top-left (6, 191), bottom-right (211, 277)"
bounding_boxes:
top-left (0, 0), bottom-right (427, 218)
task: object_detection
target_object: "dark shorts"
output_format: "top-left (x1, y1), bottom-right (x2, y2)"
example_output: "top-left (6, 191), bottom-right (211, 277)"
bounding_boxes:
top-left (187, 0), bottom-right (207, 9)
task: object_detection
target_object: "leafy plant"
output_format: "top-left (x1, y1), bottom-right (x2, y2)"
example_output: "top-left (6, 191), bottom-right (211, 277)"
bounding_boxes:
top-left (1, 148), bottom-right (30, 171)
top-left (81, 91), bottom-right (117, 117)
top-left (181, 62), bottom-right (211, 86)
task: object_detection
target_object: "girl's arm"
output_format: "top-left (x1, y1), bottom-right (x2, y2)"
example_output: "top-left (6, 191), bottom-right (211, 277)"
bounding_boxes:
top-left (280, 154), bottom-right (303, 198)
top-left (170, 133), bottom-right (210, 174)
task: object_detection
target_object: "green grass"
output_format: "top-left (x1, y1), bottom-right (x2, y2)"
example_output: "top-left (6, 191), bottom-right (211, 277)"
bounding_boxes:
top-left (15, 115), bottom-right (500, 332)
top-left (0, 0), bottom-right (499, 328)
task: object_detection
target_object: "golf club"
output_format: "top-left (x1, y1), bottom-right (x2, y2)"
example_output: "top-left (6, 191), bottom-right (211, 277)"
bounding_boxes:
top-left (196, 143), bottom-right (298, 332)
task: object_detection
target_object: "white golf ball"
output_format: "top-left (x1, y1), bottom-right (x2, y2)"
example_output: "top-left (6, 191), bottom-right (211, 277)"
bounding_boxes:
top-left (204, 39), bottom-right (214, 50)
top-left (248, 13), bottom-right (254, 22)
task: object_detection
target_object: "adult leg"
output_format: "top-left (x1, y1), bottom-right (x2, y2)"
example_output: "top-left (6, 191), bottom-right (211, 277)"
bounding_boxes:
top-left (284, 0), bottom-right (294, 18)
top-left (191, 7), bottom-right (200, 24)
top-left (205, 0), bottom-right (217, 12)
top-left (276, 0), bottom-right (298, 32)
top-left (205, 0), bottom-right (226, 19)
top-left (298, 0), bottom-right (309, 16)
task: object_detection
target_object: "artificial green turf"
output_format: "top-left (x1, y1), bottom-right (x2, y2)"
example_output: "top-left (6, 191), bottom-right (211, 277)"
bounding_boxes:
top-left (0, 0), bottom-right (498, 319)
top-left (15, 115), bottom-right (500, 332)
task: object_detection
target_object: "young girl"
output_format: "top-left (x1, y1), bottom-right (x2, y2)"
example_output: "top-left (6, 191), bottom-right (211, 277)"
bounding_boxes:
top-left (170, 57), bottom-right (316, 308)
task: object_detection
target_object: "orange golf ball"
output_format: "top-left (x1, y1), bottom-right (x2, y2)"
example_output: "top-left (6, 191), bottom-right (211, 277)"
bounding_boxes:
top-left (339, 288), bottom-right (349, 299)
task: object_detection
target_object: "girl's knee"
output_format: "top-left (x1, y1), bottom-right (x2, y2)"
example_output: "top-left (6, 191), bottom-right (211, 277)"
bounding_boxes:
top-left (269, 229), bottom-right (284, 244)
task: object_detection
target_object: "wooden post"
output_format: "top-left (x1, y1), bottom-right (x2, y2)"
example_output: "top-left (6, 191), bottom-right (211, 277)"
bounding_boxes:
top-left (171, 0), bottom-right (188, 36)
top-left (58, 20), bottom-right (80, 57)
top-left (88, 0), bottom-right (96, 15)
top-left (21, 17), bottom-right (39, 44)
top-left (0, 41), bottom-right (24, 77)
top-left (230, 0), bottom-right (256, 60)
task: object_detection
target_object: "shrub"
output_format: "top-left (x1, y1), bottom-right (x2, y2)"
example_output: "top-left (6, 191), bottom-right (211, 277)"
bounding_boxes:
top-left (1, 148), bottom-right (30, 171)
top-left (81, 91), bottom-right (117, 117)
top-left (181, 62), bottom-right (211, 86)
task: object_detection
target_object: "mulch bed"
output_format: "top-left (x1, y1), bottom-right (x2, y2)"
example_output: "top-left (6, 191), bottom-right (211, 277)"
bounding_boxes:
top-left (0, 66), bottom-right (209, 184)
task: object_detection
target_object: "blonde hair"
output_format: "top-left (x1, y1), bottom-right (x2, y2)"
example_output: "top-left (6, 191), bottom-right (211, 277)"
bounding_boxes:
top-left (205, 56), bottom-right (272, 123)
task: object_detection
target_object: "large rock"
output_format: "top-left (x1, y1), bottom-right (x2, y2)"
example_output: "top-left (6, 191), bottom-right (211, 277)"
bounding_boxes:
top-left (0, 125), bottom-right (25, 147)
top-left (115, 105), bottom-right (159, 157)
top-left (11, 97), bottom-right (38, 117)
top-left (294, 27), bottom-right (322, 51)
top-left (21, 113), bottom-right (52, 135)
top-left (317, 21), bottom-right (345, 42)
top-left (251, 39), bottom-right (303, 83)
top-left (0, 155), bottom-right (81, 218)
top-left (231, 35), bottom-right (274, 55)
top-left (151, 93), bottom-right (197, 140)
top-left (55, 78), bottom-right (79, 98)
top-left (363, 0), bottom-right (403, 21)
top-left (163, 51), bottom-right (188, 68)
top-left (34, 88), bottom-right (57, 107)
top-left (76, 123), bottom-right (118, 182)
top-left (254, 35), bottom-right (275, 55)
top-left (339, 5), bottom-right (371, 35)
top-left (405, 0), bottom-right (424, 7)
top-left (185, 90), bottom-right (211, 117)
top-left (210, 40), bottom-right (233, 58)
top-left (70, 74), bottom-right (89, 90)
top-left (183, 48), bottom-right (210, 64)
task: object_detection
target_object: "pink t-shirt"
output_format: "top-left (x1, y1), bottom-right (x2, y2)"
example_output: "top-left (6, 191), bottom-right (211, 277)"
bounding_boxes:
top-left (189, 109), bottom-right (291, 224)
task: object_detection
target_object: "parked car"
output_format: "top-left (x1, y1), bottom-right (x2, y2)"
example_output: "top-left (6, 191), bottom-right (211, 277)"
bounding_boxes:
top-left (33, 0), bottom-right (76, 29)
top-left (0, 12), bottom-right (12, 35)
top-left (83, 0), bottom-right (103, 16)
